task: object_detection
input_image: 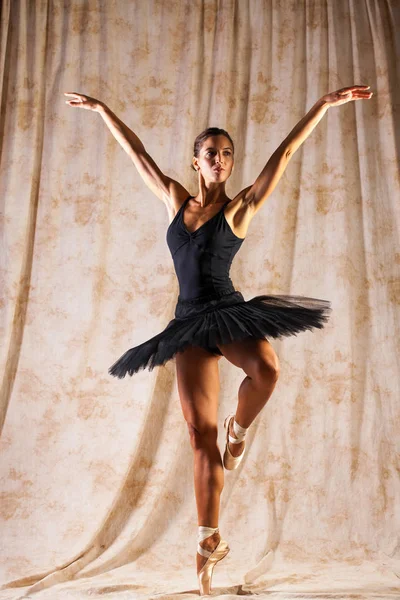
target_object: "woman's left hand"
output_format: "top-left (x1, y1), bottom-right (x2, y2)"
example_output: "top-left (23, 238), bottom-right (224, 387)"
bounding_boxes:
top-left (322, 85), bottom-right (373, 107)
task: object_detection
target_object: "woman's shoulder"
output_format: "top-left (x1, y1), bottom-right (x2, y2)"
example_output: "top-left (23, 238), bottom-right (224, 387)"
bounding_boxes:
top-left (224, 186), bottom-right (255, 239)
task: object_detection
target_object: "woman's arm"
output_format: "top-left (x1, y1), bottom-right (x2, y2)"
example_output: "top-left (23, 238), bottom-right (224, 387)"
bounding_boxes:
top-left (282, 98), bottom-right (329, 156)
top-left (64, 92), bottom-right (182, 203)
top-left (97, 104), bottom-right (145, 157)
top-left (97, 104), bottom-right (174, 201)
top-left (242, 85), bottom-right (373, 215)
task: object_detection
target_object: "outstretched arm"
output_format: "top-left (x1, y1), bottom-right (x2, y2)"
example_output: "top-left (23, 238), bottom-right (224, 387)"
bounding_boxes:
top-left (245, 85), bottom-right (373, 215)
top-left (97, 103), bottom-right (172, 200)
top-left (64, 92), bottom-right (186, 204)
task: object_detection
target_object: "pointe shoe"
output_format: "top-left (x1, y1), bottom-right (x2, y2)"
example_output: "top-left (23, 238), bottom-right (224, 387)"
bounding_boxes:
top-left (197, 536), bottom-right (230, 595)
top-left (223, 414), bottom-right (246, 470)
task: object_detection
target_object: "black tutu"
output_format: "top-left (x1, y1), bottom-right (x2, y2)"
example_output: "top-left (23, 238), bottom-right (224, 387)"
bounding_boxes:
top-left (108, 290), bottom-right (332, 379)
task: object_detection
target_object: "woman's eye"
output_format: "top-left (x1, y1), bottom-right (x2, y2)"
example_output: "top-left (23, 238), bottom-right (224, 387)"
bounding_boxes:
top-left (206, 151), bottom-right (231, 157)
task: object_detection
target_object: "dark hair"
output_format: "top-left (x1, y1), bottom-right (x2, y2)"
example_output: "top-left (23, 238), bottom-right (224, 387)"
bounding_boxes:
top-left (191, 127), bottom-right (234, 171)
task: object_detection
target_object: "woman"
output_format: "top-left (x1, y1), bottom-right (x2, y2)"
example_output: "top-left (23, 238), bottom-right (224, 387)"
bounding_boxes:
top-left (65, 84), bottom-right (372, 595)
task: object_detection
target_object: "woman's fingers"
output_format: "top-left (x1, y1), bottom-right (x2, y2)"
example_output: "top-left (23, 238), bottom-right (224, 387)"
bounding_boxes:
top-left (324, 86), bottom-right (373, 107)
top-left (64, 93), bottom-right (103, 111)
top-left (344, 85), bottom-right (371, 93)
top-left (353, 89), bottom-right (373, 97)
top-left (64, 93), bottom-right (81, 102)
top-left (64, 92), bottom-right (89, 108)
top-left (338, 86), bottom-right (373, 101)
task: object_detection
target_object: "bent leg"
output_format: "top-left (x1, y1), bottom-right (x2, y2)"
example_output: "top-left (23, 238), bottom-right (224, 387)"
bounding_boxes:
top-left (217, 337), bottom-right (280, 455)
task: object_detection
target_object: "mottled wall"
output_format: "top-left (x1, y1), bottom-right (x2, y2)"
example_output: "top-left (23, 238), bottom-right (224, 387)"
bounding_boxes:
top-left (0, 0), bottom-right (399, 598)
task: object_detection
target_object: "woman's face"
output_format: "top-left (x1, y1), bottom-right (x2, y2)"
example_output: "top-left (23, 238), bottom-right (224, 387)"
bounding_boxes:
top-left (193, 135), bottom-right (234, 181)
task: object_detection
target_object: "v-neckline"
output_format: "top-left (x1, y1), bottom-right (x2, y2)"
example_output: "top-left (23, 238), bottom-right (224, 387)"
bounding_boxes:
top-left (181, 196), bottom-right (230, 236)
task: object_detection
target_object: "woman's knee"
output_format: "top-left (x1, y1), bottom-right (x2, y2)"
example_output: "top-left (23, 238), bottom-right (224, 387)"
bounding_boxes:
top-left (186, 421), bottom-right (218, 450)
top-left (252, 353), bottom-right (280, 385)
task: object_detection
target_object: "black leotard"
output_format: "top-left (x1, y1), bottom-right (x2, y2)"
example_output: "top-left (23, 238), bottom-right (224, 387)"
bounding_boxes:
top-left (166, 195), bottom-right (244, 302)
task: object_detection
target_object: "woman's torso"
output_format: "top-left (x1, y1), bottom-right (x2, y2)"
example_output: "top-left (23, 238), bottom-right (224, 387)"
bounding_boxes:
top-left (166, 193), bottom-right (246, 302)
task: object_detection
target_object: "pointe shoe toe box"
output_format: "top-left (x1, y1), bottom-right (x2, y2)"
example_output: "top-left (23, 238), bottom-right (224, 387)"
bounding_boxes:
top-left (198, 539), bottom-right (230, 595)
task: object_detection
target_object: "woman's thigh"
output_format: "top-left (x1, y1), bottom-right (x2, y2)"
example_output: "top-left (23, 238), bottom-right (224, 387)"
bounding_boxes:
top-left (217, 337), bottom-right (280, 380)
top-left (175, 345), bottom-right (222, 433)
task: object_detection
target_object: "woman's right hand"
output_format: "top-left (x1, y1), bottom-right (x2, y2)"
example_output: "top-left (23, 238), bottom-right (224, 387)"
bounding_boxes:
top-left (64, 92), bottom-right (104, 112)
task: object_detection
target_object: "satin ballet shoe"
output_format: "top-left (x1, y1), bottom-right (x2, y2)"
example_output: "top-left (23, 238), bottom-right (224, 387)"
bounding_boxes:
top-left (223, 414), bottom-right (247, 470)
top-left (197, 536), bottom-right (230, 595)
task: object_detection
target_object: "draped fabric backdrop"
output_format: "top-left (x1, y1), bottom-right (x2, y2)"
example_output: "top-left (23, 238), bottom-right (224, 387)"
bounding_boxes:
top-left (1, 1), bottom-right (399, 598)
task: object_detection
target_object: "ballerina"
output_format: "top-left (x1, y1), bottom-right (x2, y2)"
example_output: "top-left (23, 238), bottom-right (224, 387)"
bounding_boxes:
top-left (65, 84), bottom-right (372, 595)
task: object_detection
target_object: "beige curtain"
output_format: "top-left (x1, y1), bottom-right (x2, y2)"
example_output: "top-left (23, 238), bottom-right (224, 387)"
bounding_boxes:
top-left (1, 0), bottom-right (399, 598)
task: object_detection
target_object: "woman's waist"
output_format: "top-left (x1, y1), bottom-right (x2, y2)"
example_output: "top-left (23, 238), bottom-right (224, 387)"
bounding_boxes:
top-left (176, 275), bottom-right (236, 302)
top-left (175, 289), bottom-right (245, 319)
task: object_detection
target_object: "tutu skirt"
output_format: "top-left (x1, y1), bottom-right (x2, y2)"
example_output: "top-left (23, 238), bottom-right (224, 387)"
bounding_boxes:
top-left (108, 290), bottom-right (332, 379)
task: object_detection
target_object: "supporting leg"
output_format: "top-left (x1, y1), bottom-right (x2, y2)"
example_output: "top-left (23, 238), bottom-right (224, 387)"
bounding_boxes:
top-left (175, 345), bottom-right (224, 575)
